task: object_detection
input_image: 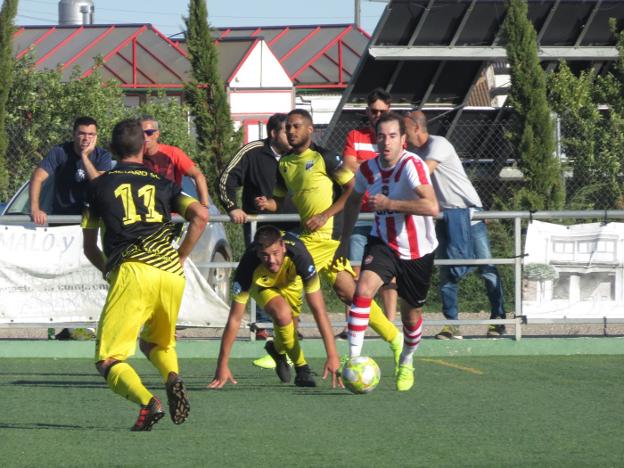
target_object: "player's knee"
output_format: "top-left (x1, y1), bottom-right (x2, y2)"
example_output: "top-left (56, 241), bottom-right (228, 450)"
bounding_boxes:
top-left (139, 339), bottom-right (155, 359)
top-left (96, 359), bottom-right (120, 379)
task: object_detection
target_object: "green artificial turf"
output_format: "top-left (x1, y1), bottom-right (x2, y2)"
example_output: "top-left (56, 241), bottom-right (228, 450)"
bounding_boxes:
top-left (1, 356), bottom-right (623, 467)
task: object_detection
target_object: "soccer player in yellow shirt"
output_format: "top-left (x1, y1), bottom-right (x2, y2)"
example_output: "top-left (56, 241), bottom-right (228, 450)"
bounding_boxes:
top-left (255, 109), bottom-right (403, 365)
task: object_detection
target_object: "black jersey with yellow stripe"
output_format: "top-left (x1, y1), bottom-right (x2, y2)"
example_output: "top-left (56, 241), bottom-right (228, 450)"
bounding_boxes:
top-left (273, 143), bottom-right (353, 240)
top-left (231, 232), bottom-right (320, 304)
top-left (81, 162), bottom-right (197, 276)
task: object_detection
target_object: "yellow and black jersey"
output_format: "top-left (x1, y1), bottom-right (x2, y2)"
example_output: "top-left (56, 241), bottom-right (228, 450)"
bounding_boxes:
top-left (273, 143), bottom-right (353, 240)
top-left (81, 162), bottom-right (197, 276)
top-left (231, 232), bottom-right (320, 304)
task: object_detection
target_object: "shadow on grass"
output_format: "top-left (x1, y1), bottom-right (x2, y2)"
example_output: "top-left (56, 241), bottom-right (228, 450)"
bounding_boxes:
top-left (7, 380), bottom-right (105, 388)
top-left (0, 422), bottom-right (108, 430)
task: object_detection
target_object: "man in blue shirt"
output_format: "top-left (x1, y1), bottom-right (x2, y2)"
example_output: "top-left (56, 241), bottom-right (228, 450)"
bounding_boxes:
top-left (29, 116), bottom-right (112, 225)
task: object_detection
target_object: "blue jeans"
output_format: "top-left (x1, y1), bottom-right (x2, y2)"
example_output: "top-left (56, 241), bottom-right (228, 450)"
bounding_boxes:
top-left (349, 224), bottom-right (372, 265)
top-left (437, 220), bottom-right (505, 320)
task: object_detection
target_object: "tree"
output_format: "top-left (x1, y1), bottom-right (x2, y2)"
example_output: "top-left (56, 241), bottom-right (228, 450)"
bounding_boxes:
top-left (502, 0), bottom-right (564, 210)
top-left (0, 0), bottom-right (18, 200)
top-left (184, 0), bottom-right (240, 190)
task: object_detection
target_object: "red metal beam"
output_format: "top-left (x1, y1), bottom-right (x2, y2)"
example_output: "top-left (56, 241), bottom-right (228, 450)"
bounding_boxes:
top-left (150, 25), bottom-right (188, 58)
top-left (62, 25), bottom-right (115, 69)
top-left (16, 27), bottom-right (55, 60)
top-left (82, 25), bottom-right (147, 78)
top-left (280, 27), bottom-right (321, 64)
top-left (135, 39), bottom-right (185, 82)
top-left (119, 84), bottom-right (185, 89)
top-left (35, 26), bottom-right (84, 67)
top-left (102, 62), bottom-right (127, 83)
top-left (268, 27), bottom-right (289, 48)
top-left (12, 27), bottom-right (25, 38)
top-left (250, 27), bottom-right (262, 37)
top-left (308, 63), bottom-right (332, 83)
top-left (291, 25), bottom-right (352, 80)
top-left (339, 40), bottom-right (343, 84)
top-left (295, 83), bottom-right (346, 89)
top-left (115, 49), bottom-right (157, 84)
top-left (132, 36), bottom-right (137, 85)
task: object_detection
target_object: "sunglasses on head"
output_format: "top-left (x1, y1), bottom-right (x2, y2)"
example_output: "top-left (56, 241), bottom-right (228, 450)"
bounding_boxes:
top-left (143, 129), bottom-right (158, 136)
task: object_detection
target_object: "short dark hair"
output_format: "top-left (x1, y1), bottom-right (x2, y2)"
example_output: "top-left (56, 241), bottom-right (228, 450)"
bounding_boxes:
top-left (267, 113), bottom-right (287, 136)
top-left (287, 108), bottom-right (313, 125)
top-left (254, 225), bottom-right (283, 249)
top-left (375, 111), bottom-right (406, 135)
top-left (111, 119), bottom-right (144, 159)
top-left (73, 116), bottom-right (97, 131)
top-left (367, 88), bottom-right (391, 107)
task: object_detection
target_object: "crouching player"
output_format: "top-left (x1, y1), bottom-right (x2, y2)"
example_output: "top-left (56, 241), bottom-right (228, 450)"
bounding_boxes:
top-left (81, 119), bottom-right (208, 430)
top-left (341, 112), bottom-right (439, 391)
top-left (208, 225), bottom-right (342, 389)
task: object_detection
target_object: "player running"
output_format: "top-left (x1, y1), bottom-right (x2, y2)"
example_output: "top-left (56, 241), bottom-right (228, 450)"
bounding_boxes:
top-left (340, 112), bottom-right (439, 391)
top-left (82, 119), bottom-right (208, 430)
top-left (208, 225), bottom-right (342, 388)
top-left (255, 109), bottom-right (403, 364)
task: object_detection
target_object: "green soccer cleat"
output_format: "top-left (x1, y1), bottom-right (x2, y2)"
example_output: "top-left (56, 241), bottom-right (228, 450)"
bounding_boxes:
top-left (395, 364), bottom-right (415, 392)
top-left (252, 354), bottom-right (276, 369)
top-left (389, 333), bottom-right (403, 375)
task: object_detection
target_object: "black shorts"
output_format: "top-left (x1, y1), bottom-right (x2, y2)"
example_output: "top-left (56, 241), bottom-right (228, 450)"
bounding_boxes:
top-left (361, 236), bottom-right (435, 308)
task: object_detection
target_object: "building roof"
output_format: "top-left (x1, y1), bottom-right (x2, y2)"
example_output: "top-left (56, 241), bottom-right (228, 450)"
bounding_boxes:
top-left (324, 0), bottom-right (624, 146)
top-left (12, 23), bottom-right (191, 89)
top-left (211, 24), bottom-right (370, 89)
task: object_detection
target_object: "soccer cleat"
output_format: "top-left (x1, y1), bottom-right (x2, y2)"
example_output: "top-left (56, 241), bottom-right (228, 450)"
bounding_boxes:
top-left (131, 397), bottom-right (165, 431)
top-left (294, 364), bottom-right (316, 387)
top-left (487, 324), bottom-right (507, 337)
top-left (264, 341), bottom-right (291, 383)
top-left (165, 373), bottom-right (190, 425)
top-left (435, 325), bottom-right (463, 340)
top-left (395, 364), bottom-right (415, 392)
top-left (389, 333), bottom-right (403, 375)
top-left (252, 354), bottom-right (277, 369)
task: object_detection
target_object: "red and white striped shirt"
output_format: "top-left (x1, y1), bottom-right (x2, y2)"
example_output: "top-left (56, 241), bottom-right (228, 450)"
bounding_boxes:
top-left (355, 150), bottom-right (438, 260)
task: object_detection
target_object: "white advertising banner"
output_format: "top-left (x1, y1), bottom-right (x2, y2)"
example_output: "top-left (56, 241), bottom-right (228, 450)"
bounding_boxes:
top-left (523, 220), bottom-right (624, 318)
top-left (0, 224), bottom-right (230, 327)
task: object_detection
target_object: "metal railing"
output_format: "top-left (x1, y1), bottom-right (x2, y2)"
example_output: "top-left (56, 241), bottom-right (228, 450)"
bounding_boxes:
top-left (3, 210), bottom-right (624, 341)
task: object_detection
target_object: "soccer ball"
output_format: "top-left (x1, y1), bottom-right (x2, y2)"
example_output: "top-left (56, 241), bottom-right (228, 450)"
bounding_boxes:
top-left (341, 356), bottom-right (381, 394)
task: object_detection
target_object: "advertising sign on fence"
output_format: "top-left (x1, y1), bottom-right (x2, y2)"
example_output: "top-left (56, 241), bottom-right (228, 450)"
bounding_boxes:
top-left (0, 224), bottom-right (230, 327)
top-left (523, 220), bottom-right (624, 318)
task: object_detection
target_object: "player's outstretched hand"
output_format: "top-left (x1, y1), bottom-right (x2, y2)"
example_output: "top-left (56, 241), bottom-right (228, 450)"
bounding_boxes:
top-left (207, 367), bottom-right (237, 388)
top-left (322, 356), bottom-right (344, 389)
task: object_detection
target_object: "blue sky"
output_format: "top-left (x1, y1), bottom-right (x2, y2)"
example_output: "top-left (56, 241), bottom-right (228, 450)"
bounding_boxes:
top-left (16, 0), bottom-right (387, 36)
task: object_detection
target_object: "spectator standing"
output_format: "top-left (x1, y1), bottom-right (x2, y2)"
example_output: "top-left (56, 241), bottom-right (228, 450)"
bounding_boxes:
top-left (404, 111), bottom-right (506, 339)
top-left (140, 116), bottom-right (209, 206)
top-left (341, 112), bottom-right (439, 391)
top-left (29, 116), bottom-right (112, 341)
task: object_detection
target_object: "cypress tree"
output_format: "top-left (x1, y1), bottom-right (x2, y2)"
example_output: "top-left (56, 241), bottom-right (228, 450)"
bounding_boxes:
top-left (184, 0), bottom-right (239, 185)
top-left (502, 0), bottom-right (564, 210)
top-left (0, 0), bottom-right (18, 201)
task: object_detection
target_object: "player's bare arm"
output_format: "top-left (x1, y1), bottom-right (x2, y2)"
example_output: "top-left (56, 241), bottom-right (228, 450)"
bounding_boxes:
top-left (82, 227), bottom-right (106, 273)
top-left (305, 177), bottom-right (355, 232)
top-left (29, 168), bottom-right (50, 225)
top-left (186, 166), bottom-right (210, 207)
top-left (177, 201), bottom-right (209, 264)
top-left (305, 288), bottom-right (344, 388)
top-left (208, 300), bottom-right (247, 388)
top-left (368, 184), bottom-right (439, 217)
top-left (336, 189), bottom-right (365, 260)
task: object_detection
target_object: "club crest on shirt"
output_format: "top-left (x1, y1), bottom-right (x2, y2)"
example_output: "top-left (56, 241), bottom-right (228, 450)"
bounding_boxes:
top-left (364, 255), bottom-right (374, 265)
top-left (308, 264), bottom-right (316, 274)
top-left (75, 168), bottom-right (86, 182)
top-left (232, 281), bottom-right (242, 296)
top-left (305, 160), bottom-right (314, 171)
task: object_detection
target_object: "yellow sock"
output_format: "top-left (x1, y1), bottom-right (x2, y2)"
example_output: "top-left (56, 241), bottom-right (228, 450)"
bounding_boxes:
top-left (368, 299), bottom-right (399, 343)
top-left (274, 321), bottom-right (306, 367)
top-left (107, 362), bottom-right (152, 406)
top-left (149, 346), bottom-right (179, 383)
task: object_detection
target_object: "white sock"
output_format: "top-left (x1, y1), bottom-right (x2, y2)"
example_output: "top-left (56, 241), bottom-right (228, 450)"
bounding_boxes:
top-left (348, 296), bottom-right (371, 357)
top-left (399, 316), bottom-right (423, 366)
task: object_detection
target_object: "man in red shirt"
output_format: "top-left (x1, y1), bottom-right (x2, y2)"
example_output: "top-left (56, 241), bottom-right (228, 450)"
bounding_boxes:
top-left (141, 116), bottom-right (209, 206)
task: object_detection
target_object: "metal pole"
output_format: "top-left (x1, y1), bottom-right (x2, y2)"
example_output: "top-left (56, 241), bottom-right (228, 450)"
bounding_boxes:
top-left (514, 216), bottom-right (523, 340)
top-left (355, 0), bottom-right (361, 28)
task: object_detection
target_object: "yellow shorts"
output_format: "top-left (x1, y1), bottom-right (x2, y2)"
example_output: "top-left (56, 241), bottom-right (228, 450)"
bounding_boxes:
top-left (251, 275), bottom-right (303, 318)
top-left (95, 261), bottom-right (186, 362)
top-left (299, 232), bottom-right (355, 285)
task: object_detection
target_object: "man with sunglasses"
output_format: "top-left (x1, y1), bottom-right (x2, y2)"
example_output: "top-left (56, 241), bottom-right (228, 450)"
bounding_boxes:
top-left (140, 116), bottom-right (209, 207)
